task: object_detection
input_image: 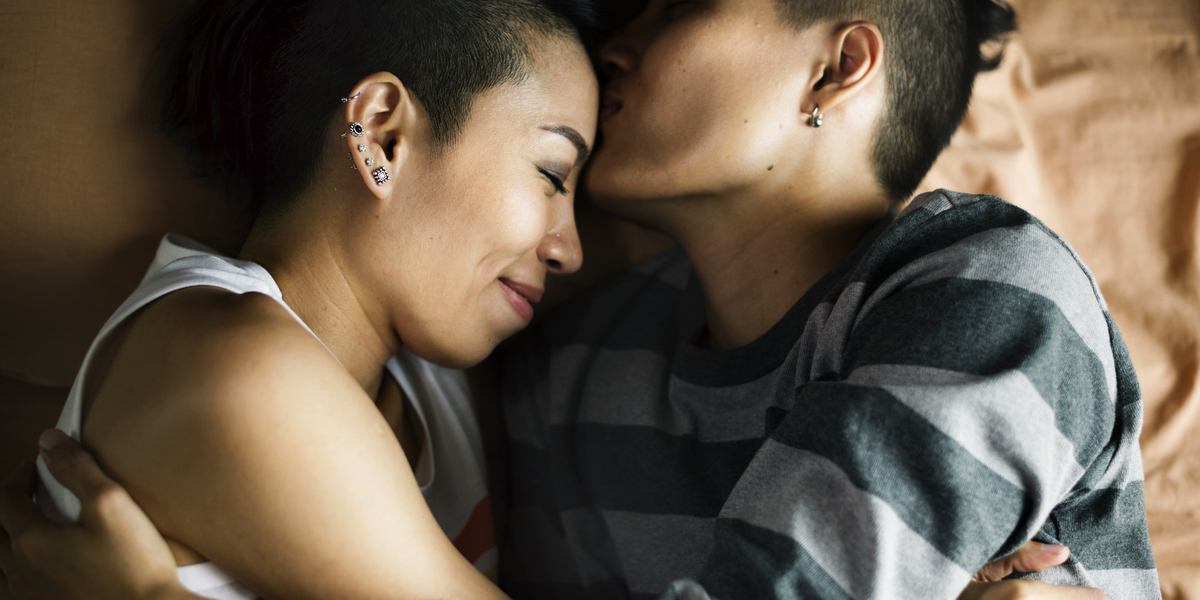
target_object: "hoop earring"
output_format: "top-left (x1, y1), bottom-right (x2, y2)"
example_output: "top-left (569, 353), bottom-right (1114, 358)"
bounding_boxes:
top-left (811, 105), bottom-right (823, 128)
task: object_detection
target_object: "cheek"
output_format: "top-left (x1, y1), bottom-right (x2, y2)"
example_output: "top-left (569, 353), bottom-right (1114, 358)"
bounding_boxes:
top-left (591, 36), bottom-right (796, 199)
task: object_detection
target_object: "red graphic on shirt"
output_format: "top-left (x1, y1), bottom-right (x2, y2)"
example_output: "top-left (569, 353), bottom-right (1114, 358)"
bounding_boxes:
top-left (452, 498), bottom-right (496, 565)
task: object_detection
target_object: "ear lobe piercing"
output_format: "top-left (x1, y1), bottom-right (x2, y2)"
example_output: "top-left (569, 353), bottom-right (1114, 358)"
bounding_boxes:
top-left (811, 105), bottom-right (823, 128)
top-left (372, 166), bottom-right (389, 185)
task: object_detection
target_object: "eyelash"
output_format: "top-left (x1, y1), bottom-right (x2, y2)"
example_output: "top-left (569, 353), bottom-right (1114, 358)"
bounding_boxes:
top-left (538, 167), bottom-right (569, 196)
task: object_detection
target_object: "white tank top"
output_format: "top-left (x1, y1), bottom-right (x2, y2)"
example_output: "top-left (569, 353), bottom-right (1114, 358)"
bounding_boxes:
top-left (37, 234), bottom-right (496, 599)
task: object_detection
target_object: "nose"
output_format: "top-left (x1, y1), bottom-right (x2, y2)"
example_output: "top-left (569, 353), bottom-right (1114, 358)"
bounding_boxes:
top-left (538, 201), bottom-right (583, 276)
top-left (597, 37), bottom-right (638, 80)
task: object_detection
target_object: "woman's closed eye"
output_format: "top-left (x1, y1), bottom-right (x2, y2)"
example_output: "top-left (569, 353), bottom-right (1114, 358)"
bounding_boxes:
top-left (538, 167), bottom-right (569, 196)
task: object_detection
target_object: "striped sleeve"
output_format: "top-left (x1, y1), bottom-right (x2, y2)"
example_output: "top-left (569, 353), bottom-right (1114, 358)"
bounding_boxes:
top-left (663, 198), bottom-right (1154, 599)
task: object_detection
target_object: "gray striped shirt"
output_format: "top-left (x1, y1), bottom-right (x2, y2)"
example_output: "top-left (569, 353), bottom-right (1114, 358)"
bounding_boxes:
top-left (497, 190), bottom-right (1159, 600)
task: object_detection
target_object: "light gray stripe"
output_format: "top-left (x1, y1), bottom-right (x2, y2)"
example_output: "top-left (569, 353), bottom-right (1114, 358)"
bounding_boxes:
top-left (846, 364), bottom-right (1084, 510)
top-left (544, 346), bottom-right (780, 443)
top-left (1089, 568), bottom-right (1162, 600)
top-left (854, 223), bottom-right (1117, 403)
top-left (601, 510), bottom-right (715, 594)
top-left (720, 441), bottom-right (971, 600)
top-left (904, 190), bottom-right (956, 217)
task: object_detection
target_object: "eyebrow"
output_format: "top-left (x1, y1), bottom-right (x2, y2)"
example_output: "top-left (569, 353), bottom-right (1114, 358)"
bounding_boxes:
top-left (541, 125), bottom-right (591, 167)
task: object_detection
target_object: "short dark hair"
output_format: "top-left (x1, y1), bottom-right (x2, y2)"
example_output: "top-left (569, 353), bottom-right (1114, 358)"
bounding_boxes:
top-left (774, 0), bottom-right (1016, 201)
top-left (161, 0), bottom-right (583, 215)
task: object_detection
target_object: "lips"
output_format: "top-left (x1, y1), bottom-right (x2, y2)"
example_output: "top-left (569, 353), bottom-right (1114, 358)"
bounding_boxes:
top-left (498, 278), bottom-right (542, 323)
top-left (600, 90), bottom-right (623, 122)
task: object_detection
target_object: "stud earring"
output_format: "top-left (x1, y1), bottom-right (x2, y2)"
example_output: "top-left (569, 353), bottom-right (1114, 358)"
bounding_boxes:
top-left (351, 164), bottom-right (358, 170)
top-left (357, 144), bottom-right (366, 152)
top-left (349, 122), bottom-right (364, 137)
top-left (372, 166), bottom-right (389, 185)
top-left (365, 158), bottom-right (374, 166)
top-left (811, 105), bottom-right (823, 128)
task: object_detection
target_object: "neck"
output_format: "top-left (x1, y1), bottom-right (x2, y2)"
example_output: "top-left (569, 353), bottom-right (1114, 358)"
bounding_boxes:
top-left (660, 185), bottom-right (890, 350)
top-left (237, 205), bottom-right (399, 398)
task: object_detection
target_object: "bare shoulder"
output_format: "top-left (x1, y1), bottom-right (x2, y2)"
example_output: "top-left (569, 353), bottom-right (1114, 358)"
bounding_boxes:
top-left (89, 286), bottom-right (354, 422)
top-left (80, 285), bottom-right (371, 528)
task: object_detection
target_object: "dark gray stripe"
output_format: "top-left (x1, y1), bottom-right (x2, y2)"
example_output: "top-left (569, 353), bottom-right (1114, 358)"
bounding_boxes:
top-left (846, 364), bottom-right (1085, 498)
top-left (693, 519), bottom-right (856, 600)
top-left (845, 277), bottom-right (1115, 467)
top-left (509, 425), bottom-right (764, 515)
top-left (1052, 482), bottom-right (1157, 570)
top-left (774, 381), bottom-right (1029, 568)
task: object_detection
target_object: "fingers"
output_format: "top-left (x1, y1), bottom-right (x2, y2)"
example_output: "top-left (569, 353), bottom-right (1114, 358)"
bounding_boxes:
top-left (1005, 542), bottom-right (1070, 574)
top-left (36, 430), bottom-right (127, 525)
top-left (960, 579), bottom-right (1109, 600)
top-left (974, 541), bottom-right (1070, 582)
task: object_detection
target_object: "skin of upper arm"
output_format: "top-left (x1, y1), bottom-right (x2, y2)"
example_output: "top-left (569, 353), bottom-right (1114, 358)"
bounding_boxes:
top-left (81, 289), bottom-right (505, 600)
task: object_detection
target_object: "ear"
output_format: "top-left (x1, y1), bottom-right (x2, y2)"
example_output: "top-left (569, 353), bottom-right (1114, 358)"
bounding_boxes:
top-left (341, 72), bottom-right (423, 200)
top-left (805, 22), bottom-right (884, 122)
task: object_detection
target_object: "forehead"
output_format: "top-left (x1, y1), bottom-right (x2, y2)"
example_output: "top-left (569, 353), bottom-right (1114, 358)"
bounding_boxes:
top-left (446, 35), bottom-right (598, 150)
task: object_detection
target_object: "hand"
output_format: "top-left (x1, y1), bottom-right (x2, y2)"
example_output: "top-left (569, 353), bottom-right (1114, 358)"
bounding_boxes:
top-left (0, 430), bottom-right (193, 600)
top-left (958, 542), bottom-right (1108, 600)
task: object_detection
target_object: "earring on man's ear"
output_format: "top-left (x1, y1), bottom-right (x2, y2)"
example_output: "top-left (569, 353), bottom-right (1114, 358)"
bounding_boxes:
top-left (811, 105), bottom-right (823, 128)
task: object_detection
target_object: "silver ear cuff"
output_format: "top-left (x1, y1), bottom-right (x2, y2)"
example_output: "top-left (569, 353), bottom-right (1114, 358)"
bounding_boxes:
top-left (811, 105), bottom-right (823, 128)
top-left (372, 166), bottom-right (389, 185)
top-left (349, 122), bottom-right (364, 137)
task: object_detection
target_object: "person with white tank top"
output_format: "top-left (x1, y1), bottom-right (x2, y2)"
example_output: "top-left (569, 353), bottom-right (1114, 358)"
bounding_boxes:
top-left (38, 235), bottom-right (499, 599)
top-left (14, 0), bottom-right (599, 597)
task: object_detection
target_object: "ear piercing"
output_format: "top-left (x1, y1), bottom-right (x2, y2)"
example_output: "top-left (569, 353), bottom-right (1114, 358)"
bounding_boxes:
top-left (372, 166), bottom-right (389, 185)
top-left (341, 92), bottom-right (361, 103)
top-left (357, 144), bottom-right (366, 152)
top-left (365, 158), bottom-right (374, 166)
top-left (349, 122), bottom-right (364, 137)
top-left (810, 105), bottom-right (823, 128)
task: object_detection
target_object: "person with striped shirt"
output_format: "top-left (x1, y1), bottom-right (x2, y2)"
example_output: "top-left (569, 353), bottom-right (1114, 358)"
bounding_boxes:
top-left (493, 0), bottom-right (1157, 599)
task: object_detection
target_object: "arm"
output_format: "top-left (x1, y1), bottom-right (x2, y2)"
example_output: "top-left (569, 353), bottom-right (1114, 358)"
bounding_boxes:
top-left (75, 290), bottom-right (504, 600)
top-left (0, 434), bottom-right (199, 600)
top-left (2, 433), bottom-right (1092, 600)
top-left (670, 274), bottom-right (1117, 599)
